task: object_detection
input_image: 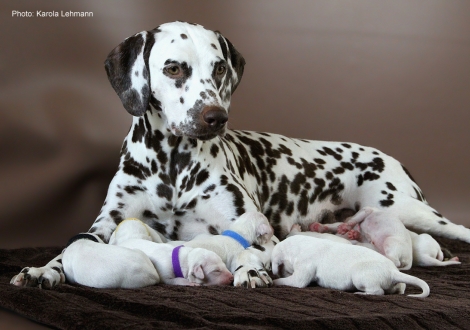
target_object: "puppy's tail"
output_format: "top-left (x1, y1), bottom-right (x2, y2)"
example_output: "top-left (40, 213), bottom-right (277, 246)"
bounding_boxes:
top-left (418, 255), bottom-right (461, 267)
top-left (393, 271), bottom-right (430, 298)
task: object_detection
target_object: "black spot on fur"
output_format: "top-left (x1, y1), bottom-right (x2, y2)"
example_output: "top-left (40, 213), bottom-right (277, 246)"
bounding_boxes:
top-left (186, 198), bottom-right (197, 209)
top-left (124, 185), bottom-right (144, 194)
top-left (157, 184), bottom-right (173, 201)
top-left (434, 211), bottom-right (443, 218)
top-left (180, 33), bottom-right (188, 39)
top-left (297, 189), bottom-right (309, 216)
top-left (357, 174), bottom-right (364, 187)
top-left (123, 156), bottom-right (151, 180)
top-left (109, 210), bottom-right (123, 223)
top-left (439, 220), bottom-right (447, 225)
top-left (380, 199), bottom-right (395, 207)
top-left (226, 184), bottom-right (246, 216)
top-left (363, 172), bottom-right (380, 181)
top-left (210, 144), bottom-right (220, 158)
top-left (143, 210), bottom-right (159, 220)
top-left (251, 244), bottom-right (266, 252)
top-left (208, 225), bottom-right (219, 235)
top-left (196, 169), bottom-right (210, 186)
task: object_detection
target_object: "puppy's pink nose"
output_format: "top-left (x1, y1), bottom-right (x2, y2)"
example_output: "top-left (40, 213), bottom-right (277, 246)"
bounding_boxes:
top-left (202, 106), bottom-right (228, 130)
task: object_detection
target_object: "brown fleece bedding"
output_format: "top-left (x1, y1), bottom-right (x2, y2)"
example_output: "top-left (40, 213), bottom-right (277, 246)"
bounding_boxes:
top-left (0, 237), bottom-right (469, 330)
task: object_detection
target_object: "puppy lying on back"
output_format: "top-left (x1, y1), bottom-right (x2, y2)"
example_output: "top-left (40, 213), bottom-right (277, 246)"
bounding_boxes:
top-left (408, 231), bottom-right (461, 267)
top-left (110, 219), bottom-right (234, 286)
top-left (272, 235), bottom-right (430, 297)
top-left (313, 207), bottom-right (413, 270)
top-left (169, 211), bottom-right (274, 288)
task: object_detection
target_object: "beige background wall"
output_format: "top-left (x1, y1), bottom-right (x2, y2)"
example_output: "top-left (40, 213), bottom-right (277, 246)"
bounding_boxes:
top-left (1, 0), bottom-right (469, 248)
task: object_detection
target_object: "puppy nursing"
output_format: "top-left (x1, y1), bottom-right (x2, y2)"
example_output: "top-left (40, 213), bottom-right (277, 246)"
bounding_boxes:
top-left (312, 207), bottom-right (413, 270)
top-left (272, 235), bottom-right (430, 297)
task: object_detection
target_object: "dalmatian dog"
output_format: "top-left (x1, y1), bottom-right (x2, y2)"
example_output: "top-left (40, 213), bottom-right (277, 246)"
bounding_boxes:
top-left (272, 235), bottom-right (430, 297)
top-left (10, 21), bottom-right (470, 290)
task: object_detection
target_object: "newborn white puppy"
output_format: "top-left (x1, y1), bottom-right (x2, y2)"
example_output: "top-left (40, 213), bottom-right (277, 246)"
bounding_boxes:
top-left (169, 211), bottom-right (274, 287)
top-left (330, 207), bottom-right (413, 270)
top-left (112, 219), bottom-right (234, 286)
top-left (272, 235), bottom-right (430, 297)
top-left (408, 230), bottom-right (461, 267)
top-left (119, 239), bottom-right (234, 286)
top-left (63, 234), bottom-right (160, 289)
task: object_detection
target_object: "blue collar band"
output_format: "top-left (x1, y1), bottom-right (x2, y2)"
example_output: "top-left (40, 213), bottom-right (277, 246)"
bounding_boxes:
top-left (172, 245), bottom-right (184, 278)
top-left (221, 230), bottom-right (250, 249)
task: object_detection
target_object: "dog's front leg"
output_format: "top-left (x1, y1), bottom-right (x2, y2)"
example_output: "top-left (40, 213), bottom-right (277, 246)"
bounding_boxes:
top-left (10, 253), bottom-right (65, 289)
top-left (232, 250), bottom-right (272, 288)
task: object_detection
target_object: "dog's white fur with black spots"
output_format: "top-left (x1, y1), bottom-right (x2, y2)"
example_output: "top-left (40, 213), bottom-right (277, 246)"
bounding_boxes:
top-left (11, 21), bottom-right (470, 289)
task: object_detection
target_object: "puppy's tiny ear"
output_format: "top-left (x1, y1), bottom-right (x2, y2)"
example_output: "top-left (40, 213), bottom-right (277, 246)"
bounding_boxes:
top-left (256, 223), bottom-right (274, 245)
top-left (104, 31), bottom-right (156, 116)
top-left (192, 265), bottom-right (205, 280)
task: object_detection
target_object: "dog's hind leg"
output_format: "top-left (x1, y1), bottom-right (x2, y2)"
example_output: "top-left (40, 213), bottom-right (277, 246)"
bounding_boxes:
top-left (394, 195), bottom-right (470, 243)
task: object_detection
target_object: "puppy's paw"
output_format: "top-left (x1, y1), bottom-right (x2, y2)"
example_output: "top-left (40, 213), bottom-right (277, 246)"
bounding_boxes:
top-left (234, 266), bottom-right (273, 288)
top-left (10, 266), bottom-right (65, 289)
top-left (337, 223), bottom-right (352, 235)
top-left (290, 224), bottom-right (302, 233)
top-left (347, 229), bottom-right (361, 240)
top-left (309, 222), bottom-right (328, 233)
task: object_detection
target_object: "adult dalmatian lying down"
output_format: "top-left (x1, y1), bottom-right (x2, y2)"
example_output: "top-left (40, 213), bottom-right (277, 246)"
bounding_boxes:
top-left (10, 21), bottom-right (470, 289)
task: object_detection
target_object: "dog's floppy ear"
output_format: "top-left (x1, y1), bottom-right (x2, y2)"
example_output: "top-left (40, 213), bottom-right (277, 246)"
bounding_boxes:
top-left (216, 32), bottom-right (245, 94)
top-left (104, 31), bottom-right (156, 116)
top-left (256, 223), bottom-right (274, 245)
top-left (191, 265), bottom-right (205, 280)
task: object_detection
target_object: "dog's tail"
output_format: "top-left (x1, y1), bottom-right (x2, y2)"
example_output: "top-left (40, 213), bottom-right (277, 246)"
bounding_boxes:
top-left (418, 255), bottom-right (461, 267)
top-left (393, 271), bottom-right (430, 298)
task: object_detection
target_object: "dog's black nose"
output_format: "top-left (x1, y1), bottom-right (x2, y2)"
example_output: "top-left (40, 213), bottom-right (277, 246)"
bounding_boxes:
top-left (202, 106), bottom-right (228, 130)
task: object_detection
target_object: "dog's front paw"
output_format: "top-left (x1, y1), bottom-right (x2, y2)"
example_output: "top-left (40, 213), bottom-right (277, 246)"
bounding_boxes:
top-left (234, 266), bottom-right (273, 288)
top-left (10, 266), bottom-right (65, 289)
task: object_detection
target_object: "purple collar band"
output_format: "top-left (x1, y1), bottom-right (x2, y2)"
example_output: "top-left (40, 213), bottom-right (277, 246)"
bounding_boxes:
top-left (172, 245), bottom-right (184, 278)
top-left (221, 230), bottom-right (250, 249)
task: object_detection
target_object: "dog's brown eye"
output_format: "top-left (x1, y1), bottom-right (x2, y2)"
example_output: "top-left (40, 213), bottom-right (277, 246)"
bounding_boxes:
top-left (216, 65), bottom-right (226, 75)
top-left (166, 65), bottom-right (180, 75)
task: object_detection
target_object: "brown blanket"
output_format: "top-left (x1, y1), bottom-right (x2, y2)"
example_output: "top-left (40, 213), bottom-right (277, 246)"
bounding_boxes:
top-left (1, 238), bottom-right (469, 329)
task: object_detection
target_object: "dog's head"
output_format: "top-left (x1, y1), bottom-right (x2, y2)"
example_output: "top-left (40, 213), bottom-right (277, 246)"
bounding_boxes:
top-left (187, 248), bottom-right (234, 285)
top-left (230, 212), bottom-right (274, 246)
top-left (105, 21), bottom-right (245, 141)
